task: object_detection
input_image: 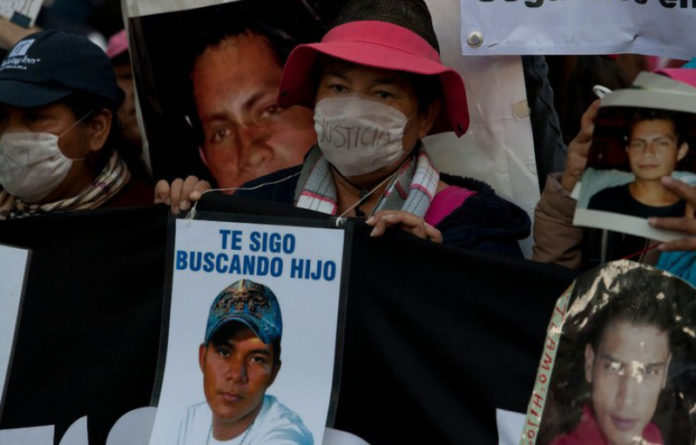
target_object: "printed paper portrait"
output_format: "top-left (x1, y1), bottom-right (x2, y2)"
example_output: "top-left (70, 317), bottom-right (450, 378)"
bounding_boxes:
top-left (522, 260), bottom-right (696, 445)
top-left (573, 73), bottom-right (696, 244)
top-left (128, 0), bottom-right (344, 188)
top-left (147, 218), bottom-right (347, 445)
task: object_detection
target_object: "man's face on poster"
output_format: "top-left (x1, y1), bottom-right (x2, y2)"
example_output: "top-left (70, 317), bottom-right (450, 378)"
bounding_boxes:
top-left (584, 321), bottom-right (670, 445)
top-left (626, 119), bottom-right (688, 182)
top-left (191, 32), bottom-right (317, 190)
top-left (199, 324), bottom-right (280, 439)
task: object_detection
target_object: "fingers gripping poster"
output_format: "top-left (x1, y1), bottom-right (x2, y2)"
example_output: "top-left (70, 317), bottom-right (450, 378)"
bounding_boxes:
top-left (148, 216), bottom-right (347, 445)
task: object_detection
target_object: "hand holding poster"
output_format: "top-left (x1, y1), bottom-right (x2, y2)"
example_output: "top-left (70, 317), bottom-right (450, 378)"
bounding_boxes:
top-left (148, 216), bottom-right (347, 445)
top-left (460, 0), bottom-right (696, 59)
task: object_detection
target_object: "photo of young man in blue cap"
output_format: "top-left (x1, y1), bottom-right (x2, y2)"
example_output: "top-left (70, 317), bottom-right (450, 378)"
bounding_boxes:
top-left (176, 279), bottom-right (313, 445)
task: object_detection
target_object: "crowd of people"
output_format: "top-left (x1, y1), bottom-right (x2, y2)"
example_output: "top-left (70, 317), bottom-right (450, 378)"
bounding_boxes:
top-left (1, 0), bottom-right (694, 262)
top-left (1, 0), bottom-right (695, 444)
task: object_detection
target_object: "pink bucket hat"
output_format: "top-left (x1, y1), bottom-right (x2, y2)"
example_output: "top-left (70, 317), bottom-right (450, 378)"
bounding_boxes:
top-left (106, 29), bottom-right (128, 60)
top-left (277, 8), bottom-right (469, 137)
top-left (654, 67), bottom-right (696, 89)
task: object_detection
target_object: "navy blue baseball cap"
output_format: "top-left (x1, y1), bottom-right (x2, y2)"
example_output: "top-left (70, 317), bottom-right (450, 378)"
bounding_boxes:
top-left (0, 30), bottom-right (124, 108)
top-left (205, 280), bottom-right (283, 345)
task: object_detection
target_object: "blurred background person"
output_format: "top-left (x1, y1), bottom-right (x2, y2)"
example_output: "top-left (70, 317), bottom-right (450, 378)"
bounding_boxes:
top-left (106, 28), bottom-right (149, 180)
top-left (0, 30), bottom-right (152, 219)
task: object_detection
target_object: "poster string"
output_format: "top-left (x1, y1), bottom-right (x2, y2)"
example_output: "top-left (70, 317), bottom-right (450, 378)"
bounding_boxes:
top-left (184, 172), bottom-right (302, 223)
top-left (334, 170), bottom-right (399, 227)
top-left (621, 242), bottom-right (661, 261)
top-left (183, 167), bottom-right (398, 229)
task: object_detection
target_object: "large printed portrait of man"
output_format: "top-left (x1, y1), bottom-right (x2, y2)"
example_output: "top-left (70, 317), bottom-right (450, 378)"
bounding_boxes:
top-left (536, 261), bottom-right (696, 445)
top-left (148, 219), bottom-right (346, 445)
top-left (129, 0), bottom-right (347, 187)
top-left (177, 279), bottom-right (312, 444)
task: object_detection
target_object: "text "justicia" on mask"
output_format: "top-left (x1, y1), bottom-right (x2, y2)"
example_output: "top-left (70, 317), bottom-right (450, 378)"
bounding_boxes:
top-left (317, 120), bottom-right (399, 149)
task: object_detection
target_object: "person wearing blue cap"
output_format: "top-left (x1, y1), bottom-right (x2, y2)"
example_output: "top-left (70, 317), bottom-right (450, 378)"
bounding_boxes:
top-left (0, 30), bottom-right (152, 219)
top-left (176, 279), bottom-right (313, 445)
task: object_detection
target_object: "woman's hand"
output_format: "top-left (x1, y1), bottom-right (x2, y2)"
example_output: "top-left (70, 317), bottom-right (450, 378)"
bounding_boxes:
top-left (649, 176), bottom-right (696, 251)
top-left (561, 99), bottom-right (601, 192)
top-left (366, 210), bottom-right (442, 243)
top-left (154, 176), bottom-right (211, 215)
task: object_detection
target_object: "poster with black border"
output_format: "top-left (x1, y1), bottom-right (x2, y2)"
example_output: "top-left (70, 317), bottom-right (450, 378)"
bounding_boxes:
top-left (0, 243), bottom-right (33, 444)
top-left (521, 260), bottom-right (696, 445)
top-left (148, 212), bottom-right (350, 445)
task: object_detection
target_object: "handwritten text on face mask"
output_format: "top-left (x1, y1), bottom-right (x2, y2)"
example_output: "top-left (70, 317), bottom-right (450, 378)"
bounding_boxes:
top-left (317, 120), bottom-right (399, 149)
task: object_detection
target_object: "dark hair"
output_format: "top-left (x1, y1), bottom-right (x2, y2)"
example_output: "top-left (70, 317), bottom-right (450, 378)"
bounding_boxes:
top-left (61, 91), bottom-right (122, 175)
top-left (208, 320), bottom-right (281, 367)
top-left (627, 108), bottom-right (688, 147)
top-left (110, 51), bottom-right (130, 67)
top-left (407, 73), bottom-right (443, 114)
top-left (584, 273), bottom-right (675, 353)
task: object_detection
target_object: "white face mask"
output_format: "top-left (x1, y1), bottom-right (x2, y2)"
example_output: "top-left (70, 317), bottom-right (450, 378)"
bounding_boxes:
top-left (0, 116), bottom-right (89, 202)
top-left (313, 95), bottom-right (410, 177)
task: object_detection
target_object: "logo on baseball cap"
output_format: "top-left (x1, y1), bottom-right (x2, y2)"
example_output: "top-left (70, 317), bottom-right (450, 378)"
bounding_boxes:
top-left (205, 280), bottom-right (283, 345)
top-left (0, 30), bottom-right (123, 108)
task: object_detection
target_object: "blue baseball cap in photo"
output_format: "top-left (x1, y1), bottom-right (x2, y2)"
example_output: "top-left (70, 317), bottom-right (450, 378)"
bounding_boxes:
top-left (0, 30), bottom-right (124, 108)
top-left (205, 279), bottom-right (283, 345)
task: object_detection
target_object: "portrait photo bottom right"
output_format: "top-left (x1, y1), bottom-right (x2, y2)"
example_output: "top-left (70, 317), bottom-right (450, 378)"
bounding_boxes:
top-left (536, 260), bottom-right (696, 445)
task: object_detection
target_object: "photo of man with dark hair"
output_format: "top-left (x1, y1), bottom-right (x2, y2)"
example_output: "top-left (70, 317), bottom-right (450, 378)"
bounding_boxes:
top-left (188, 25), bottom-right (317, 190)
top-left (588, 108), bottom-right (690, 218)
top-left (129, 0), bottom-right (327, 188)
top-left (536, 261), bottom-right (696, 445)
top-left (176, 279), bottom-right (313, 445)
top-left (551, 282), bottom-right (672, 444)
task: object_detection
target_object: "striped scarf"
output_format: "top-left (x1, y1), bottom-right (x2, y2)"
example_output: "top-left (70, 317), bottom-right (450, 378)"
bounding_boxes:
top-left (3, 151), bottom-right (130, 219)
top-left (294, 143), bottom-right (439, 218)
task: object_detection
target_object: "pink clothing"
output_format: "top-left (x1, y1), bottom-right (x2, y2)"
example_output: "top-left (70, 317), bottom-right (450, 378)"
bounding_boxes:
top-left (107, 29), bottom-right (128, 59)
top-left (550, 404), bottom-right (663, 445)
top-left (424, 186), bottom-right (476, 227)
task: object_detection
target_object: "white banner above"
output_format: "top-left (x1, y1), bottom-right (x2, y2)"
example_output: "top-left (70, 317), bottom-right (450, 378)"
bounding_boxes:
top-left (0, 0), bottom-right (42, 27)
top-left (460, 0), bottom-right (696, 60)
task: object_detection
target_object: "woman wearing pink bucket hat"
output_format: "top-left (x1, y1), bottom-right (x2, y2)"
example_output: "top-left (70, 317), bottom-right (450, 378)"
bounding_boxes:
top-left (158, 0), bottom-right (530, 255)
